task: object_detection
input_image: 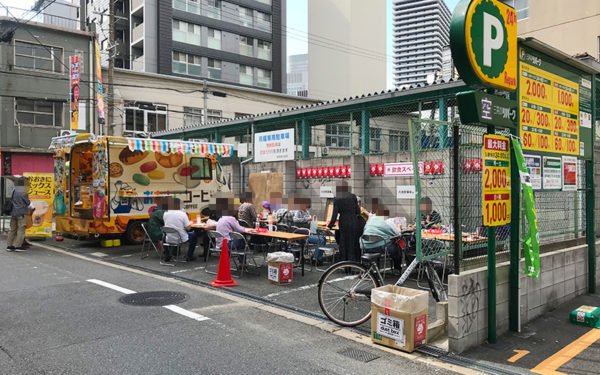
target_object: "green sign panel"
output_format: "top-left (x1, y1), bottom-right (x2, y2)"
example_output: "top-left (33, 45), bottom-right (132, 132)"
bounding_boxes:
top-left (456, 90), bottom-right (517, 128)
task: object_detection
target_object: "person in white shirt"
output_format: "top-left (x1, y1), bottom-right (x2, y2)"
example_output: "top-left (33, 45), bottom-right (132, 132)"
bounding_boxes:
top-left (163, 197), bottom-right (197, 262)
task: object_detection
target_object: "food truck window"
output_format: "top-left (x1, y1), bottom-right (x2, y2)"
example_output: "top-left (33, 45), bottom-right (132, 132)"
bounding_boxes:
top-left (190, 158), bottom-right (212, 180)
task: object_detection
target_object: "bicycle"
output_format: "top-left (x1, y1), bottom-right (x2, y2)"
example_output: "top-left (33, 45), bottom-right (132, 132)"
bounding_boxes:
top-left (317, 232), bottom-right (448, 327)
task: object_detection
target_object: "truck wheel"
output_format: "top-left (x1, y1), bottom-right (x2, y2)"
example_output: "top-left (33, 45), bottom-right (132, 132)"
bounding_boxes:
top-left (125, 220), bottom-right (145, 244)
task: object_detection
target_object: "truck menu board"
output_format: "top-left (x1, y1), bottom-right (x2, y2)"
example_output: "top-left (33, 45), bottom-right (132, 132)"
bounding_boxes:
top-left (519, 54), bottom-right (580, 155)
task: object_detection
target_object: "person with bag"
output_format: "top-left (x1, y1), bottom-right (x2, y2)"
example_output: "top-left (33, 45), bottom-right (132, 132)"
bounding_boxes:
top-left (6, 179), bottom-right (31, 252)
top-left (327, 184), bottom-right (361, 262)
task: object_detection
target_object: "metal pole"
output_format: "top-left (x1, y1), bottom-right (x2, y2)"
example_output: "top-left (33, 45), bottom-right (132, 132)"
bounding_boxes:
top-left (486, 124), bottom-right (497, 343)
top-left (203, 80), bottom-right (208, 126)
top-left (587, 76), bottom-right (597, 293)
top-left (361, 109), bottom-right (370, 155)
top-left (509, 126), bottom-right (521, 332)
top-left (106, 0), bottom-right (114, 136)
top-left (301, 118), bottom-right (309, 160)
top-left (453, 123), bottom-right (460, 275)
top-left (439, 98), bottom-right (447, 150)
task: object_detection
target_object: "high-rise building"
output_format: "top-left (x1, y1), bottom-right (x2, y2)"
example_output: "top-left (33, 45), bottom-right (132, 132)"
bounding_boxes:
top-left (287, 54), bottom-right (308, 96)
top-left (307, 0), bottom-right (386, 100)
top-left (393, 0), bottom-right (451, 88)
top-left (82, 0), bottom-right (286, 92)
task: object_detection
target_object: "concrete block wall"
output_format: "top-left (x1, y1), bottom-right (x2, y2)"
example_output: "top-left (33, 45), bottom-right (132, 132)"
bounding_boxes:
top-left (448, 243), bottom-right (594, 353)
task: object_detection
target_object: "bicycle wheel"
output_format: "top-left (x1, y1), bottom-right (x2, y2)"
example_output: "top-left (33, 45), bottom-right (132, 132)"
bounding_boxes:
top-left (317, 261), bottom-right (381, 327)
top-left (425, 262), bottom-right (447, 302)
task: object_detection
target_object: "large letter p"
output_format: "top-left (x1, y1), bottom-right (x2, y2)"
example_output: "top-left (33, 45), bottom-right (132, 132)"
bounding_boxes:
top-left (483, 12), bottom-right (503, 67)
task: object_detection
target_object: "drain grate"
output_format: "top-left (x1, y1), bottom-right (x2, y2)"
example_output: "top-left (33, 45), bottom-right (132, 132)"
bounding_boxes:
top-left (119, 291), bottom-right (189, 306)
top-left (337, 347), bottom-right (380, 363)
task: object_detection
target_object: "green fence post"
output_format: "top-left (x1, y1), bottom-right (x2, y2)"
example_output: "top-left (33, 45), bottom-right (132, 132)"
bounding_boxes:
top-left (486, 125), bottom-right (498, 343)
top-left (438, 98), bottom-right (447, 150)
top-left (408, 119), bottom-right (422, 260)
top-left (587, 76), bottom-right (597, 293)
top-left (301, 118), bottom-right (310, 160)
top-left (509, 125), bottom-right (521, 332)
top-left (361, 109), bottom-right (370, 155)
top-left (214, 129), bottom-right (221, 143)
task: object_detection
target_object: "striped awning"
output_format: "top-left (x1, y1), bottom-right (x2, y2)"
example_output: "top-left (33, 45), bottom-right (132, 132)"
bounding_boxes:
top-left (126, 137), bottom-right (234, 157)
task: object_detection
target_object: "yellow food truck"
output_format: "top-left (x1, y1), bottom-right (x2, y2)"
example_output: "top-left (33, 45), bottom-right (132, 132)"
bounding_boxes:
top-left (49, 134), bottom-right (233, 243)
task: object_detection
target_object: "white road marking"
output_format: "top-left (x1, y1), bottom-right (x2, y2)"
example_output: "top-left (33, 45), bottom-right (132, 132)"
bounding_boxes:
top-left (87, 279), bottom-right (136, 294)
top-left (90, 252), bottom-right (109, 257)
top-left (163, 305), bottom-right (210, 321)
top-left (171, 266), bottom-right (205, 274)
top-left (264, 274), bottom-right (356, 299)
top-left (120, 254), bottom-right (134, 258)
top-left (86, 279), bottom-right (210, 322)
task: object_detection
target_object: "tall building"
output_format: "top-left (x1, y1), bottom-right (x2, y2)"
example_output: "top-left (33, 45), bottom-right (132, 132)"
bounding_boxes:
top-left (393, 0), bottom-right (451, 88)
top-left (307, 0), bottom-right (386, 100)
top-left (34, 0), bottom-right (79, 30)
top-left (501, 0), bottom-right (600, 59)
top-left (83, 0), bottom-right (286, 92)
top-left (287, 53), bottom-right (308, 96)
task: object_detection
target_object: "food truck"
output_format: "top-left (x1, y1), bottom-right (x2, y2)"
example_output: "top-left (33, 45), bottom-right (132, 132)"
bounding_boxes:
top-left (49, 134), bottom-right (233, 243)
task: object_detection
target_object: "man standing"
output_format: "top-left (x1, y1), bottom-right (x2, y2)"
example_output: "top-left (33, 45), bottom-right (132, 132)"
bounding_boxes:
top-left (7, 179), bottom-right (31, 252)
top-left (163, 198), bottom-right (197, 262)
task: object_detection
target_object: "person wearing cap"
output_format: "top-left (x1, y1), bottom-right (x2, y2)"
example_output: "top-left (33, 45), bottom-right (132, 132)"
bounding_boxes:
top-left (260, 201), bottom-right (271, 219)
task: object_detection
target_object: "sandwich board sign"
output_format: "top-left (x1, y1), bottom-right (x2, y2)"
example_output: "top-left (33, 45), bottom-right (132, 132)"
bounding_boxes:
top-left (450, 0), bottom-right (518, 91)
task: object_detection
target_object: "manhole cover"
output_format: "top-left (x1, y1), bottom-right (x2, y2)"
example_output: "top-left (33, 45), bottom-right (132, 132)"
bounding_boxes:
top-left (337, 347), bottom-right (379, 363)
top-left (118, 291), bottom-right (189, 306)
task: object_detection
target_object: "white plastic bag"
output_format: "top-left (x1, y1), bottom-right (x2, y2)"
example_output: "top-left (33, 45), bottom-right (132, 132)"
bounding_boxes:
top-left (266, 251), bottom-right (294, 263)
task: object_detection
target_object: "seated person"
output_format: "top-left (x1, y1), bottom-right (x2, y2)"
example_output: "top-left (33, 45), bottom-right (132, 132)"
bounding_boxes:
top-left (260, 201), bottom-right (271, 219)
top-left (420, 196), bottom-right (442, 229)
top-left (163, 197), bottom-right (198, 262)
top-left (360, 203), bottom-right (402, 272)
top-left (238, 192), bottom-right (257, 227)
top-left (215, 206), bottom-right (247, 251)
top-left (292, 198), bottom-right (312, 229)
top-left (147, 202), bottom-right (167, 249)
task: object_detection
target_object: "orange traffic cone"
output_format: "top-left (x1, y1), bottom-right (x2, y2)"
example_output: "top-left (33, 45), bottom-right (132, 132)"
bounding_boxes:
top-left (210, 238), bottom-right (238, 287)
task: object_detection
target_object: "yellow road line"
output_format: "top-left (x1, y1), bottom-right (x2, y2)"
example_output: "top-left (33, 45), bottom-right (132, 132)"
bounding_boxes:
top-left (531, 328), bottom-right (600, 375)
top-left (507, 349), bottom-right (529, 363)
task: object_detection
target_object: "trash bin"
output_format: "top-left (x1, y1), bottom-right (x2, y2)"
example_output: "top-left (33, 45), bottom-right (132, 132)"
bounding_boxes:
top-left (266, 252), bottom-right (294, 285)
top-left (371, 285), bottom-right (429, 352)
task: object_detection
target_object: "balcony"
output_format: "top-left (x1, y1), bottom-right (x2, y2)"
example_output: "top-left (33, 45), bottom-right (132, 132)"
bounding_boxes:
top-left (239, 43), bottom-right (253, 57)
top-left (132, 0), bottom-right (144, 12)
top-left (132, 23), bottom-right (144, 46)
top-left (132, 55), bottom-right (144, 71)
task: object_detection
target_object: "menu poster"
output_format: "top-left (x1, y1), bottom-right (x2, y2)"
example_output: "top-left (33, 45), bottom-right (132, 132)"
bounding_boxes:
top-left (524, 154), bottom-right (542, 190)
top-left (542, 156), bottom-right (562, 190)
top-left (562, 156), bottom-right (577, 191)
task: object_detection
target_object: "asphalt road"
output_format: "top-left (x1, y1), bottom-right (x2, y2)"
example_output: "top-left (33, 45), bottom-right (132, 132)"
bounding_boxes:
top-left (0, 240), bottom-right (462, 375)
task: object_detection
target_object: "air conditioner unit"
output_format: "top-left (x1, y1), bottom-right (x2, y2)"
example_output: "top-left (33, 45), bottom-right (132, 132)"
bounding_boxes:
top-left (321, 146), bottom-right (329, 156)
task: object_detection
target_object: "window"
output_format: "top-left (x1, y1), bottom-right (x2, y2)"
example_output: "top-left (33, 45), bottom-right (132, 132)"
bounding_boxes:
top-left (238, 6), bottom-right (253, 27)
top-left (190, 158), bottom-right (212, 180)
top-left (172, 51), bottom-right (202, 76)
top-left (256, 68), bottom-right (271, 89)
top-left (173, 0), bottom-right (200, 14)
top-left (172, 20), bottom-right (201, 45)
top-left (239, 36), bottom-right (254, 57)
top-left (257, 40), bottom-right (271, 60)
top-left (207, 109), bottom-right (222, 122)
top-left (325, 124), bottom-right (350, 149)
top-left (15, 41), bottom-right (63, 73)
top-left (389, 130), bottom-right (409, 152)
top-left (255, 11), bottom-right (271, 32)
top-left (125, 103), bottom-right (167, 133)
top-left (501, 0), bottom-right (528, 20)
top-left (183, 107), bottom-right (203, 127)
top-left (239, 65), bottom-right (253, 85)
top-left (16, 99), bottom-right (63, 127)
top-left (208, 58), bottom-right (222, 79)
top-left (207, 28), bottom-right (221, 50)
top-left (205, 0), bottom-right (221, 19)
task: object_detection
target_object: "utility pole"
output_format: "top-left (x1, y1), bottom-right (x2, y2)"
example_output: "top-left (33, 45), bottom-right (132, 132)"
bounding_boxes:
top-left (202, 79), bottom-right (208, 126)
top-left (106, 0), bottom-right (115, 136)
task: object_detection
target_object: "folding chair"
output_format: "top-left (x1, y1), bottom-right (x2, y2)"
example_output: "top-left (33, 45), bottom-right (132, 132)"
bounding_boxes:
top-left (205, 230), bottom-right (224, 275)
top-left (360, 234), bottom-right (392, 278)
top-left (161, 226), bottom-right (184, 266)
top-left (239, 219), bottom-right (252, 228)
top-left (140, 223), bottom-right (161, 259)
top-left (287, 228), bottom-right (312, 271)
top-left (229, 232), bottom-right (261, 277)
top-left (314, 228), bottom-right (338, 271)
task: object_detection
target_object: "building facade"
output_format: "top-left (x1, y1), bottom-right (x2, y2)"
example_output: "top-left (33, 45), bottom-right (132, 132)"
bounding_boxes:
top-left (0, 18), bottom-right (95, 176)
top-left (287, 53), bottom-right (308, 96)
top-left (83, 0), bottom-right (286, 92)
top-left (502, 0), bottom-right (600, 59)
top-left (393, 0), bottom-right (451, 88)
top-left (307, 0), bottom-right (386, 100)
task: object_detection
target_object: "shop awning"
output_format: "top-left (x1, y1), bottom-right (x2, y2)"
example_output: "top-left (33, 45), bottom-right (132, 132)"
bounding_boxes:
top-left (126, 137), bottom-right (234, 157)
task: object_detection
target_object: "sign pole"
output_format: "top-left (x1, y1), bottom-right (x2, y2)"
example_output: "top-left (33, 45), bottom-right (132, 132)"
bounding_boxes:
top-left (486, 126), bottom-right (497, 344)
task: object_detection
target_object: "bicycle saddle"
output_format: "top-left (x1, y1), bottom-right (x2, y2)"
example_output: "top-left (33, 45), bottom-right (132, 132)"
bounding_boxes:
top-left (361, 252), bottom-right (381, 263)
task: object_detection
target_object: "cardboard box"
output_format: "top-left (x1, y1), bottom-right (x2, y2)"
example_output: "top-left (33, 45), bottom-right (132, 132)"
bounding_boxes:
top-left (371, 285), bottom-right (428, 352)
top-left (268, 261), bottom-right (293, 285)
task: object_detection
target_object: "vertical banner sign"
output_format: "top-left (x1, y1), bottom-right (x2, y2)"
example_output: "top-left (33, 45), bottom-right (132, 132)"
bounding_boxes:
top-left (70, 55), bottom-right (80, 130)
top-left (512, 138), bottom-right (540, 279)
top-left (94, 42), bottom-right (106, 129)
top-left (24, 173), bottom-right (54, 238)
top-left (482, 134), bottom-right (511, 226)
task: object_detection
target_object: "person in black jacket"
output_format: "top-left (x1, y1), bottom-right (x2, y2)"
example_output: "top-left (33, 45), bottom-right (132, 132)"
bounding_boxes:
top-left (327, 184), bottom-right (361, 262)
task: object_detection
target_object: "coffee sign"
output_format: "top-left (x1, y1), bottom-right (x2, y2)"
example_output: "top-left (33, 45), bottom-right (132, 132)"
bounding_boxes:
top-left (450, 0), bottom-right (517, 91)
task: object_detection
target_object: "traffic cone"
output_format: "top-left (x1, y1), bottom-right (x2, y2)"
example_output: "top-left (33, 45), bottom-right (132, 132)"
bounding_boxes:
top-left (210, 239), bottom-right (238, 287)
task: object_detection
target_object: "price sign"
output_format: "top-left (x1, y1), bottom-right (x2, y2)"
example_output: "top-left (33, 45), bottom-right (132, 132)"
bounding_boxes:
top-left (482, 135), bottom-right (511, 226)
top-left (519, 58), bottom-right (580, 155)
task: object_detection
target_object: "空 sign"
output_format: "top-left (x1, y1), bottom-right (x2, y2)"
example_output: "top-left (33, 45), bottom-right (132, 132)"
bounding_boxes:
top-left (450, 0), bottom-right (517, 91)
